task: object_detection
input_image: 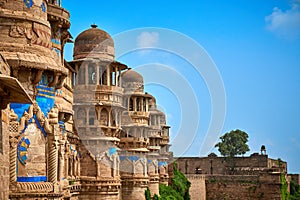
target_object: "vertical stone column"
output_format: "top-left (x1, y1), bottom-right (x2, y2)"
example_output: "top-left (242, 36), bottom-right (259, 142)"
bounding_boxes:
top-left (64, 152), bottom-right (69, 179)
top-left (119, 70), bottom-right (122, 87)
top-left (48, 138), bottom-right (58, 183)
top-left (107, 65), bottom-right (111, 86)
top-left (141, 98), bottom-right (145, 112)
top-left (157, 116), bottom-right (160, 126)
top-left (86, 107), bottom-right (90, 126)
top-left (97, 161), bottom-right (101, 177)
top-left (96, 64), bottom-right (99, 85)
top-left (146, 99), bottom-right (149, 112)
top-left (77, 156), bottom-right (81, 177)
top-left (9, 137), bottom-right (18, 182)
top-left (85, 63), bottom-right (88, 86)
top-left (58, 141), bottom-right (65, 181)
top-left (127, 97), bottom-right (130, 110)
top-left (115, 67), bottom-right (119, 86)
top-left (9, 119), bottom-right (19, 183)
top-left (75, 64), bottom-right (79, 85)
top-left (108, 108), bottom-right (111, 126)
top-left (133, 97), bottom-right (137, 112)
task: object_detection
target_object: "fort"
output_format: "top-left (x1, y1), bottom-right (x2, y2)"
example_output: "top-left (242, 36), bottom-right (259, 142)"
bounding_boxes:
top-left (175, 153), bottom-right (289, 200)
top-left (0, 1), bottom-right (298, 200)
top-left (0, 1), bottom-right (170, 199)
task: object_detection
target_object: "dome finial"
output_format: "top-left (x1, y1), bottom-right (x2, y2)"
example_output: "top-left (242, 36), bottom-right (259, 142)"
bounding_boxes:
top-left (91, 24), bottom-right (98, 28)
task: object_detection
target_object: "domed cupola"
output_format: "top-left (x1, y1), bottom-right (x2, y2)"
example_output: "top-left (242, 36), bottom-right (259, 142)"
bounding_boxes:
top-left (73, 24), bottom-right (114, 61)
top-left (121, 69), bottom-right (144, 94)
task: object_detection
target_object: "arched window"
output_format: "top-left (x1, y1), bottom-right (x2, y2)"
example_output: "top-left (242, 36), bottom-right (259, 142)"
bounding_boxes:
top-left (78, 66), bottom-right (85, 85)
top-left (100, 66), bottom-right (107, 85)
top-left (111, 110), bottom-right (117, 126)
top-left (129, 98), bottom-right (133, 111)
top-left (77, 109), bottom-right (86, 125)
top-left (100, 109), bottom-right (109, 126)
top-left (89, 109), bottom-right (96, 125)
top-left (88, 64), bottom-right (96, 84)
top-left (137, 98), bottom-right (141, 111)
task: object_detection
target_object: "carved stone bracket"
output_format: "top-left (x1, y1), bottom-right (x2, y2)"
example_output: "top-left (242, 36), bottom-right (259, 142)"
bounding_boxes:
top-left (32, 70), bottom-right (44, 85)
top-left (55, 74), bottom-right (67, 89)
top-left (48, 73), bottom-right (60, 87)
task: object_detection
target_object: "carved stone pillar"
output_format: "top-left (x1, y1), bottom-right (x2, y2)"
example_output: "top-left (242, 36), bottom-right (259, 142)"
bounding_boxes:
top-left (58, 141), bottom-right (65, 181)
top-left (76, 156), bottom-right (81, 177)
top-left (146, 99), bottom-right (149, 112)
top-left (64, 151), bottom-right (69, 178)
top-left (85, 63), bottom-right (88, 86)
top-left (133, 97), bottom-right (137, 112)
top-left (96, 64), bottom-right (99, 85)
top-left (97, 161), bottom-right (101, 177)
top-left (107, 65), bottom-right (111, 86)
top-left (9, 134), bottom-right (18, 183)
top-left (48, 138), bottom-right (58, 183)
top-left (9, 112), bottom-right (19, 183)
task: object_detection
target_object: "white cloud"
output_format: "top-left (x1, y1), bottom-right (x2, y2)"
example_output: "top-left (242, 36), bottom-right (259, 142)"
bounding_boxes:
top-left (265, 2), bottom-right (300, 40)
top-left (136, 32), bottom-right (159, 48)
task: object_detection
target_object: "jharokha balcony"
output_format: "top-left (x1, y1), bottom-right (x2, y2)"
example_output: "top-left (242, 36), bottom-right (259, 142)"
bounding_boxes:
top-left (47, 3), bottom-right (70, 28)
top-left (119, 137), bottom-right (149, 149)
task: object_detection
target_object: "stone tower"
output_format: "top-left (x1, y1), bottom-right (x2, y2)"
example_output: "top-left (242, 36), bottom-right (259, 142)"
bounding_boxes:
top-left (0, 0), bottom-right (80, 199)
top-left (119, 69), bottom-right (152, 199)
top-left (0, 1), bottom-right (172, 199)
top-left (119, 69), bottom-right (171, 198)
top-left (72, 24), bottom-right (128, 199)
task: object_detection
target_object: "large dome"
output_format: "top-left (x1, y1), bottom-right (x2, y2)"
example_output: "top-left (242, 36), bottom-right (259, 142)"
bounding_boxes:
top-left (121, 69), bottom-right (144, 93)
top-left (121, 69), bottom-right (144, 84)
top-left (73, 25), bottom-right (114, 61)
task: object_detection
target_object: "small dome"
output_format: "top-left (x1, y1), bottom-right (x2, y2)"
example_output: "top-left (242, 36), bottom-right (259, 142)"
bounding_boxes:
top-left (121, 69), bottom-right (143, 84)
top-left (73, 25), bottom-right (114, 60)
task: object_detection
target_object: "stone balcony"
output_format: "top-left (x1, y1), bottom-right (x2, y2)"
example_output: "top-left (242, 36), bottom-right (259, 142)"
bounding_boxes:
top-left (47, 4), bottom-right (70, 28)
top-left (119, 137), bottom-right (149, 149)
top-left (94, 85), bottom-right (123, 94)
top-left (126, 111), bottom-right (150, 118)
top-left (148, 146), bottom-right (161, 150)
top-left (160, 136), bottom-right (169, 145)
top-left (148, 131), bottom-right (162, 138)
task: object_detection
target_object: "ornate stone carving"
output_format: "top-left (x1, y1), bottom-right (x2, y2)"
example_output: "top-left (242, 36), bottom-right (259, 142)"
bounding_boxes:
top-left (9, 26), bottom-right (33, 40)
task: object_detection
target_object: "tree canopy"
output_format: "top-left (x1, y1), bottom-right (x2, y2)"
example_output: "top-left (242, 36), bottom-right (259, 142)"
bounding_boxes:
top-left (215, 129), bottom-right (250, 157)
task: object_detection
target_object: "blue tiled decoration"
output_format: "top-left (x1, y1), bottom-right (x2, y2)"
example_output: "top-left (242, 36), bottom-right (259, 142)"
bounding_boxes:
top-left (17, 176), bottom-right (47, 182)
top-left (120, 155), bottom-right (139, 162)
top-left (23, 0), bottom-right (33, 8)
top-left (11, 75), bottom-right (56, 121)
top-left (158, 161), bottom-right (168, 167)
top-left (10, 103), bottom-right (31, 121)
top-left (109, 147), bottom-right (117, 156)
top-left (41, 2), bottom-right (46, 12)
top-left (51, 38), bottom-right (61, 45)
top-left (36, 75), bottom-right (56, 117)
top-left (17, 137), bottom-right (30, 165)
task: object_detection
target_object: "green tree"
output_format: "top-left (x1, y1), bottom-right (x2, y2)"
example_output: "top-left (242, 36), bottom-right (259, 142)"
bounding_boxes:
top-left (215, 129), bottom-right (250, 174)
top-left (215, 129), bottom-right (250, 157)
top-left (145, 187), bottom-right (151, 200)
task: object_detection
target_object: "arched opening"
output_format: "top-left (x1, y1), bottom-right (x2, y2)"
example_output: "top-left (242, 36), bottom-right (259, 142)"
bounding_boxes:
top-left (129, 98), bottom-right (133, 111)
top-left (100, 108), bottom-right (109, 126)
top-left (77, 109), bottom-right (86, 125)
top-left (137, 98), bottom-right (141, 111)
top-left (100, 66), bottom-right (107, 85)
top-left (88, 64), bottom-right (96, 84)
top-left (89, 109), bottom-right (96, 125)
top-left (78, 66), bottom-right (85, 85)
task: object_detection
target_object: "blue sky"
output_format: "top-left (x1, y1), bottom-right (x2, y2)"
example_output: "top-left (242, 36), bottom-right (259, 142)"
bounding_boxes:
top-left (63, 0), bottom-right (300, 173)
